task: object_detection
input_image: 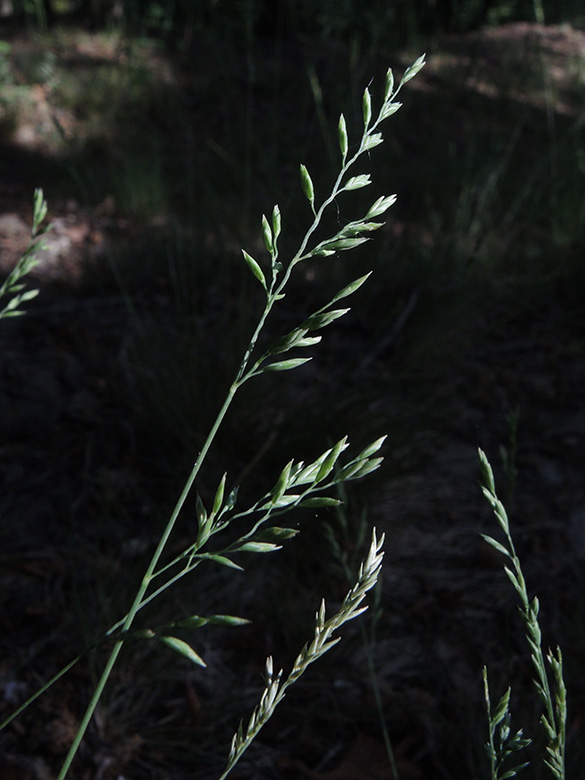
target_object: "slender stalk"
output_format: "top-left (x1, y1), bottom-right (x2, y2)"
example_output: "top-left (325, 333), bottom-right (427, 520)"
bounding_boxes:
top-left (329, 506), bottom-right (399, 780)
top-left (56, 384), bottom-right (238, 776)
top-left (0, 654), bottom-right (84, 731)
top-left (360, 620), bottom-right (400, 780)
top-left (58, 271), bottom-right (298, 772)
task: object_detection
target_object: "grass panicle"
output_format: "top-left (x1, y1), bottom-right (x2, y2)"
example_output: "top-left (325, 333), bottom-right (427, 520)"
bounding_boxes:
top-left (483, 666), bottom-right (531, 780)
top-left (480, 448), bottom-right (567, 780)
top-left (220, 529), bottom-right (384, 779)
top-left (0, 188), bottom-right (48, 319)
top-left (323, 491), bottom-right (400, 780)
top-left (1, 58), bottom-right (426, 778)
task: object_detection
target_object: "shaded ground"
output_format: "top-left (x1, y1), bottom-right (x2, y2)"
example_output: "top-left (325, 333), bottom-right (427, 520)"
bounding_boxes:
top-left (1, 19), bottom-right (585, 780)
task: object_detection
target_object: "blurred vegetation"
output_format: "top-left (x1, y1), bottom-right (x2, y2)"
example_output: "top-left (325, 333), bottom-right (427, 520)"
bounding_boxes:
top-left (5, 0), bottom-right (585, 41)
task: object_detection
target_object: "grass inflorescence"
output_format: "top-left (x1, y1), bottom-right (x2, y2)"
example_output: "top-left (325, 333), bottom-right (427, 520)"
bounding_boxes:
top-left (0, 189), bottom-right (48, 319)
top-left (1, 55), bottom-right (426, 778)
top-left (480, 449), bottom-right (567, 780)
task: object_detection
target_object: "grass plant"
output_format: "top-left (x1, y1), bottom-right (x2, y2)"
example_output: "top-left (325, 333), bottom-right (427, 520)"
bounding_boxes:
top-left (0, 188), bottom-right (48, 319)
top-left (220, 530), bottom-right (385, 779)
top-left (1, 55), bottom-right (426, 777)
top-left (480, 449), bottom-right (567, 780)
top-left (483, 666), bottom-right (532, 780)
top-left (324, 489), bottom-right (400, 780)
top-left (2, 21), bottom-right (581, 777)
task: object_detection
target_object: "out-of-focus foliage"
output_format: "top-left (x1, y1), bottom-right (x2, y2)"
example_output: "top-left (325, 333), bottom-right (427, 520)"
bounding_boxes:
top-left (5, 0), bottom-right (585, 45)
